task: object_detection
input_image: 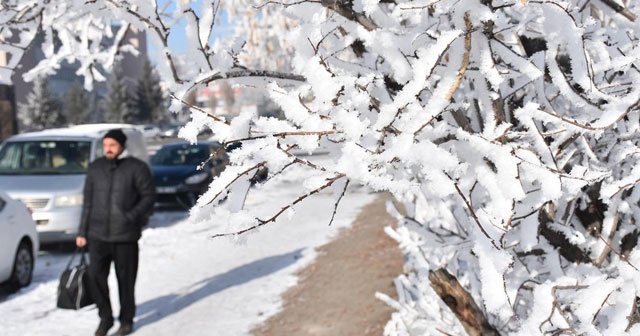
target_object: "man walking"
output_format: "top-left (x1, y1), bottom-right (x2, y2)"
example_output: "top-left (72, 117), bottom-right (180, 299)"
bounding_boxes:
top-left (76, 129), bottom-right (156, 336)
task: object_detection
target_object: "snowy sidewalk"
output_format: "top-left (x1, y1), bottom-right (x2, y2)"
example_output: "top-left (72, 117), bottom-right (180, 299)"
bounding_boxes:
top-left (0, 163), bottom-right (375, 335)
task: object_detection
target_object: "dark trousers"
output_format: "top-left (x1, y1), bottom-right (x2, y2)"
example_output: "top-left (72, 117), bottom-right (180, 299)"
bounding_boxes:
top-left (88, 240), bottom-right (139, 325)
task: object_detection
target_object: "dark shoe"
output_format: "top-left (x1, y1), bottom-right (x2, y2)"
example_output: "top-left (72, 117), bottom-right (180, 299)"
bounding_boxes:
top-left (116, 324), bottom-right (133, 335)
top-left (95, 320), bottom-right (114, 336)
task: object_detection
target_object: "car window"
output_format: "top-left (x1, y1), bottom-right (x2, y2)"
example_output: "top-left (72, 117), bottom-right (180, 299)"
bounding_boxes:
top-left (0, 140), bottom-right (91, 175)
top-left (151, 145), bottom-right (211, 166)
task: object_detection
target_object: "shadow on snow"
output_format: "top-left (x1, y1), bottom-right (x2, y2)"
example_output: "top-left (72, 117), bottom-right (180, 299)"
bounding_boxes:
top-left (134, 248), bottom-right (304, 330)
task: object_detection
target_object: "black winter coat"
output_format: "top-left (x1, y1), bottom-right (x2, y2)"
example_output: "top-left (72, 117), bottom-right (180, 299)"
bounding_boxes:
top-left (79, 154), bottom-right (156, 242)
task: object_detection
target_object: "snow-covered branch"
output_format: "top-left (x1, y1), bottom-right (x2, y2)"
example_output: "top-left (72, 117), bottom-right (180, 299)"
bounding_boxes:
top-left (5, 0), bottom-right (640, 334)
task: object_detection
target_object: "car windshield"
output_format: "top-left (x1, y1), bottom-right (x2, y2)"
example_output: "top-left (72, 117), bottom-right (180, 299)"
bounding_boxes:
top-left (0, 140), bottom-right (92, 175)
top-left (151, 144), bottom-right (211, 166)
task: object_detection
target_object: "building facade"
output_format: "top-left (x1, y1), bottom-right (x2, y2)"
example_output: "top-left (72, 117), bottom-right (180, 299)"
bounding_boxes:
top-left (0, 26), bottom-right (147, 139)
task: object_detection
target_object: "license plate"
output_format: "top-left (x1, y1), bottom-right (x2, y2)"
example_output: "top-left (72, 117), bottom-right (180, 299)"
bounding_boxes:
top-left (156, 186), bottom-right (178, 194)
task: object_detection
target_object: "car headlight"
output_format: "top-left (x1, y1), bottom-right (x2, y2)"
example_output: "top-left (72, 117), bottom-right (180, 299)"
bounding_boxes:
top-left (54, 193), bottom-right (83, 207)
top-left (185, 172), bottom-right (208, 184)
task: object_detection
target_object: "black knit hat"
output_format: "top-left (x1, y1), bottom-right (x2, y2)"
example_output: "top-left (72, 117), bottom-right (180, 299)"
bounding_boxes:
top-left (103, 129), bottom-right (127, 147)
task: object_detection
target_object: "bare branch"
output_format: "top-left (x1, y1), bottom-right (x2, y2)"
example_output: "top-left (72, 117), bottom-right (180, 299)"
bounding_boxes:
top-left (446, 172), bottom-right (500, 250)
top-left (593, 213), bottom-right (619, 267)
top-left (183, 8), bottom-right (214, 70)
top-left (540, 284), bottom-right (588, 333)
top-left (193, 70), bottom-right (306, 91)
top-left (592, 290), bottom-right (614, 324)
top-left (595, 231), bottom-right (639, 271)
top-left (328, 179), bottom-right (349, 226)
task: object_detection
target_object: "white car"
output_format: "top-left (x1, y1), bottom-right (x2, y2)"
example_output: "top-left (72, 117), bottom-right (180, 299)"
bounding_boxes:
top-left (137, 124), bottom-right (161, 139)
top-left (0, 123), bottom-right (150, 244)
top-left (0, 190), bottom-right (39, 293)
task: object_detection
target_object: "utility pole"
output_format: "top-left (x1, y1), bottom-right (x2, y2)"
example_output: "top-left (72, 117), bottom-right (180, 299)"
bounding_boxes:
top-left (0, 83), bottom-right (17, 141)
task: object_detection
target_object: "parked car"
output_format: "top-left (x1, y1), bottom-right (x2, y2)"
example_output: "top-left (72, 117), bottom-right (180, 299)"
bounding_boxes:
top-left (158, 124), bottom-right (183, 139)
top-left (0, 190), bottom-right (39, 293)
top-left (137, 124), bottom-right (161, 139)
top-left (151, 141), bottom-right (228, 208)
top-left (0, 124), bottom-right (150, 244)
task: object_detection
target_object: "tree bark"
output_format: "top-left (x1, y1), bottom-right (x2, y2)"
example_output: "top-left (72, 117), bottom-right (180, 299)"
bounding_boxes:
top-left (429, 268), bottom-right (500, 336)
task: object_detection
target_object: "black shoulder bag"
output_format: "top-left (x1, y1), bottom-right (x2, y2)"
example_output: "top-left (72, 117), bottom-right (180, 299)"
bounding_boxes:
top-left (56, 248), bottom-right (94, 310)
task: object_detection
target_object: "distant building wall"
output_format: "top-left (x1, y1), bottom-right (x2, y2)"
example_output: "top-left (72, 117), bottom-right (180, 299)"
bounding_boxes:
top-left (9, 26), bottom-right (148, 130)
top-left (120, 27), bottom-right (147, 92)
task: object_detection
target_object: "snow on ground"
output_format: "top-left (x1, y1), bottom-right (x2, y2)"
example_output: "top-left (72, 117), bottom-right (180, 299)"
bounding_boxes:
top-left (0, 154), bottom-right (375, 335)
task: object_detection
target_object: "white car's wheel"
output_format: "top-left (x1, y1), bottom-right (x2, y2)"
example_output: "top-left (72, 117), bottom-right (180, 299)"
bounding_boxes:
top-left (4, 241), bottom-right (34, 293)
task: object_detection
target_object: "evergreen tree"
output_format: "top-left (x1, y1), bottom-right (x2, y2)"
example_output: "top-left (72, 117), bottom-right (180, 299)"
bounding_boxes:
top-left (18, 75), bottom-right (65, 130)
top-left (63, 81), bottom-right (91, 125)
top-left (101, 59), bottom-right (132, 123)
top-left (133, 58), bottom-right (166, 124)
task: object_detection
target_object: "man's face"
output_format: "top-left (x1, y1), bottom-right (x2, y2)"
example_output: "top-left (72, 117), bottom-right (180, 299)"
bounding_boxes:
top-left (103, 138), bottom-right (124, 160)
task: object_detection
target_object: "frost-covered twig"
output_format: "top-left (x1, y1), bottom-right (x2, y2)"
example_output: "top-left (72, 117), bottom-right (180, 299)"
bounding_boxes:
top-left (239, 129), bottom-right (340, 140)
top-left (203, 162), bottom-right (268, 206)
top-left (444, 12), bottom-right (471, 102)
top-left (592, 290), bottom-right (615, 324)
top-left (212, 173), bottom-right (346, 237)
top-left (512, 150), bottom-right (601, 182)
top-left (541, 285), bottom-right (588, 333)
top-left (594, 212), bottom-right (619, 267)
top-left (536, 97), bottom-right (640, 131)
top-left (195, 69), bottom-right (306, 86)
top-left (169, 93), bottom-right (229, 124)
top-left (448, 173), bottom-right (500, 249)
top-left (607, 178), bottom-right (640, 198)
top-left (320, 0), bottom-right (378, 31)
top-left (599, 0), bottom-right (637, 21)
top-left (595, 230), bottom-right (639, 271)
top-left (104, 0), bottom-right (184, 84)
